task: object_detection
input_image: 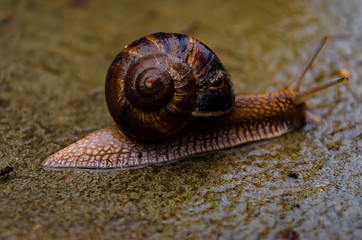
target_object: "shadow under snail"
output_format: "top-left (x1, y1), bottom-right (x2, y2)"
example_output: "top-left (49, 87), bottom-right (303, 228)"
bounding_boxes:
top-left (42, 32), bottom-right (348, 170)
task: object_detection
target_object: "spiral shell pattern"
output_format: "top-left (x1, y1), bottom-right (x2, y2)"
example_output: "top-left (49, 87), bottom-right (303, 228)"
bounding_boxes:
top-left (106, 32), bottom-right (234, 140)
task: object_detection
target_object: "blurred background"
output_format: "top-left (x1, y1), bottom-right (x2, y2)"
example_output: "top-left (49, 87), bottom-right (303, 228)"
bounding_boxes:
top-left (0, 0), bottom-right (361, 239)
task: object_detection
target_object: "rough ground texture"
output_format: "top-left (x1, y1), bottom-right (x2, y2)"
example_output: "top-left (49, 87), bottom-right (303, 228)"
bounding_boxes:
top-left (0, 0), bottom-right (361, 239)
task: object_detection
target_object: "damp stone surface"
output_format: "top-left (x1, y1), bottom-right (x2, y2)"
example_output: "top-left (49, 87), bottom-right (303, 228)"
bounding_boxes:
top-left (0, 0), bottom-right (361, 239)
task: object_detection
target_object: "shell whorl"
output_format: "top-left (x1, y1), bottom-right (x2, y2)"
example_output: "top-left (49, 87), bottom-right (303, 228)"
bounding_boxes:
top-left (105, 32), bottom-right (234, 141)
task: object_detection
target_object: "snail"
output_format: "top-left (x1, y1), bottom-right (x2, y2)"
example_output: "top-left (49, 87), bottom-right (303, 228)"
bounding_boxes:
top-left (42, 33), bottom-right (348, 170)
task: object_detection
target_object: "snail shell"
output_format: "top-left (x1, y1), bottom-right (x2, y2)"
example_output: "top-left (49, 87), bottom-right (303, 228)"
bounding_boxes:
top-left (42, 34), bottom-right (348, 169)
top-left (105, 32), bottom-right (234, 140)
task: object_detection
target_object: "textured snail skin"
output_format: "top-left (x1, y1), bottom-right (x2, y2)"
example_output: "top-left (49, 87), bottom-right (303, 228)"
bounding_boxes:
top-left (42, 88), bottom-right (305, 169)
top-left (42, 34), bottom-right (347, 170)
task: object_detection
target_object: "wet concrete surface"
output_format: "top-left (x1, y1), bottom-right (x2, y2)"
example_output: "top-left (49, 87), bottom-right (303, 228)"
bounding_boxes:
top-left (0, 0), bottom-right (361, 239)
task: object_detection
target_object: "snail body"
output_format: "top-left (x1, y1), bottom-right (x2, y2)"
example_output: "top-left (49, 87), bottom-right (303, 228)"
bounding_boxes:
top-left (42, 33), bottom-right (348, 169)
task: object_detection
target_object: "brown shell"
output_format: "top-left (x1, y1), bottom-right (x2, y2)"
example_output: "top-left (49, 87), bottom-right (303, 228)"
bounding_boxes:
top-left (105, 32), bottom-right (235, 141)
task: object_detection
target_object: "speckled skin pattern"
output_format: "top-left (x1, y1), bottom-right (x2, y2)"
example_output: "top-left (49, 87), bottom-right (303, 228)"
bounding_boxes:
top-left (42, 88), bottom-right (306, 169)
